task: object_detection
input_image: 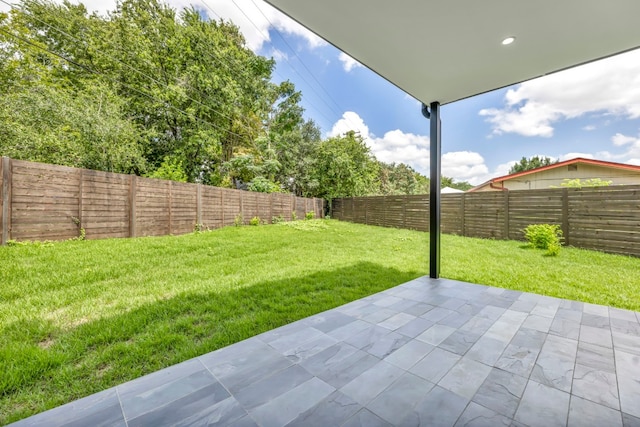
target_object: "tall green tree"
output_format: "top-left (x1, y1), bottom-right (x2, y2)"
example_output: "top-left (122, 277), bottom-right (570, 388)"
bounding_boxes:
top-left (509, 156), bottom-right (557, 174)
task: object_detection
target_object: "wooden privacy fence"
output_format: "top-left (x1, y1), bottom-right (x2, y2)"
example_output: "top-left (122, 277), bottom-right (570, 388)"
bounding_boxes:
top-left (331, 185), bottom-right (640, 257)
top-left (0, 157), bottom-right (324, 243)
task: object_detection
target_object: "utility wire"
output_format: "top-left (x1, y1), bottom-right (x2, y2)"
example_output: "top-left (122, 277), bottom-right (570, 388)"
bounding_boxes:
top-left (0, 0), bottom-right (259, 138)
top-left (0, 25), bottom-right (247, 139)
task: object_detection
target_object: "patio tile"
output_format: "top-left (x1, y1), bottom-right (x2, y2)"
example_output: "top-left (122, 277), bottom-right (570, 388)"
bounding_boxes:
top-left (610, 307), bottom-right (639, 323)
top-left (409, 347), bottom-right (460, 383)
top-left (233, 364), bottom-right (313, 410)
top-left (282, 334), bottom-right (338, 363)
top-left (455, 302), bottom-right (485, 316)
top-left (531, 302), bottom-right (560, 318)
top-left (437, 356), bottom-right (492, 399)
top-left (372, 295), bottom-right (404, 308)
top-left (387, 298), bottom-right (423, 312)
top-left (568, 395), bottom-right (623, 427)
top-left (580, 324), bottom-right (613, 348)
top-left (420, 306), bottom-right (455, 322)
top-left (454, 401), bottom-right (512, 427)
top-left (249, 377), bottom-right (334, 427)
top-left (484, 310), bottom-right (527, 342)
top-left (477, 305), bottom-right (507, 320)
top-left (342, 409), bottom-right (392, 427)
top-left (550, 317), bottom-right (581, 340)
top-left (315, 352), bottom-right (380, 389)
top-left (509, 299), bottom-right (537, 313)
top-left (459, 315), bottom-right (495, 335)
top-left (582, 313), bottom-right (610, 328)
top-left (610, 318), bottom-right (640, 336)
top-left (127, 385), bottom-right (242, 427)
top-left (299, 342), bottom-right (361, 377)
top-left (440, 297), bottom-right (467, 310)
top-left (510, 327), bottom-right (547, 350)
top-left (515, 380), bottom-right (570, 427)
top-left (340, 360), bottom-right (404, 405)
top-left (367, 372), bottom-right (435, 423)
top-left (465, 336), bottom-right (509, 366)
top-left (522, 314), bottom-right (554, 333)
top-left (615, 350), bottom-right (640, 418)
top-left (9, 388), bottom-right (125, 427)
top-left (438, 311), bottom-right (472, 328)
top-left (285, 391), bottom-right (360, 427)
top-left (361, 330), bottom-right (410, 359)
top-left (402, 302), bottom-right (435, 317)
top-left (326, 319), bottom-right (370, 341)
top-left (556, 307), bottom-right (583, 323)
top-left (472, 368), bottom-right (527, 418)
top-left (209, 352), bottom-right (292, 394)
top-left (398, 386), bottom-right (468, 426)
top-left (495, 344), bottom-right (539, 377)
top-left (344, 325), bottom-right (392, 349)
top-left (377, 312), bottom-right (416, 331)
top-left (583, 303), bottom-right (610, 317)
top-left (119, 367), bottom-right (225, 420)
top-left (572, 363), bottom-right (619, 410)
top-left (612, 331), bottom-right (640, 355)
top-left (623, 412), bottom-right (640, 427)
top-left (530, 334), bottom-right (578, 392)
top-left (439, 329), bottom-right (483, 355)
top-left (576, 341), bottom-right (615, 372)
top-left (395, 317), bottom-right (434, 338)
top-left (304, 311), bottom-right (356, 333)
top-left (362, 307), bottom-right (398, 324)
top-left (416, 324), bottom-right (457, 346)
top-left (228, 415), bottom-right (259, 427)
top-left (383, 339), bottom-right (434, 370)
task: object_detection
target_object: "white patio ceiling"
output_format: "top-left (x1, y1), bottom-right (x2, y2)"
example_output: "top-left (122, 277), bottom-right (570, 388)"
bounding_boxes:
top-left (264, 0), bottom-right (640, 105)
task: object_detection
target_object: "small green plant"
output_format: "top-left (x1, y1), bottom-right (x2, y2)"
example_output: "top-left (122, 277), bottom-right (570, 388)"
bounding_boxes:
top-left (70, 217), bottom-right (86, 241)
top-left (324, 215), bottom-right (331, 220)
top-left (193, 223), bottom-right (207, 233)
top-left (271, 215), bottom-right (284, 224)
top-left (305, 211), bottom-right (315, 220)
top-left (234, 214), bottom-right (243, 227)
top-left (249, 216), bottom-right (261, 226)
top-left (523, 224), bottom-right (563, 256)
top-left (291, 211), bottom-right (297, 221)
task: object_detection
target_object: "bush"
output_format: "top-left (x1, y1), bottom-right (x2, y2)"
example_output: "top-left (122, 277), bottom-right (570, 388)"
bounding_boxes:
top-left (291, 211), bottom-right (297, 221)
top-left (249, 216), bottom-right (260, 226)
top-left (305, 211), bottom-right (315, 220)
top-left (524, 224), bottom-right (563, 253)
top-left (271, 215), bottom-right (284, 224)
top-left (234, 214), bottom-right (243, 227)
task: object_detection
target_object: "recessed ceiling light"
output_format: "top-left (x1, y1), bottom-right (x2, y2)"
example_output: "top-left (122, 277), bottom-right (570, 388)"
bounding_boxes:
top-left (502, 36), bottom-right (516, 45)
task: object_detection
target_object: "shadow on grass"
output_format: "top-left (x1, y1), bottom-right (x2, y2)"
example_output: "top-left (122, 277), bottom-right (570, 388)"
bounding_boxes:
top-left (2, 262), bottom-right (420, 424)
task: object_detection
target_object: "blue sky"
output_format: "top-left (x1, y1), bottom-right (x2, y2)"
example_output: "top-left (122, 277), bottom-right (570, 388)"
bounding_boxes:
top-left (4, 0), bottom-right (640, 185)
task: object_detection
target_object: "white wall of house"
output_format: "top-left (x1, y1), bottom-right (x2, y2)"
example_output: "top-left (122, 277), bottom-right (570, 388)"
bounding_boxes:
top-left (475, 163), bottom-right (640, 191)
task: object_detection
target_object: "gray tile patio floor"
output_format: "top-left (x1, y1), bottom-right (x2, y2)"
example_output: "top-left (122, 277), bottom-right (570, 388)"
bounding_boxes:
top-left (11, 277), bottom-right (640, 427)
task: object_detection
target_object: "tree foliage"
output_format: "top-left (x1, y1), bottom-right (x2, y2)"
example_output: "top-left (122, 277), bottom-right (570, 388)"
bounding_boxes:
top-left (0, 0), bottom-right (471, 200)
top-left (509, 156), bottom-right (558, 174)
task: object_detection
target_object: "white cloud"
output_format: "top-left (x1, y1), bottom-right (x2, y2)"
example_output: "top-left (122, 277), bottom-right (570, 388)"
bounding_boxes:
top-left (0, 0), bottom-right (325, 53)
top-left (612, 132), bottom-right (637, 146)
top-left (441, 151), bottom-right (488, 182)
top-left (329, 112), bottom-right (497, 183)
top-left (582, 125), bottom-right (596, 131)
top-left (338, 52), bottom-right (362, 72)
top-left (480, 49), bottom-right (640, 137)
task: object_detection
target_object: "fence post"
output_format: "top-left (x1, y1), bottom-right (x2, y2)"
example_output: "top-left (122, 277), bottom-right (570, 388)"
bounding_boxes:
top-left (503, 191), bottom-right (510, 240)
top-left (562, 188), bottom-right (570, 245)
top-left (129, 175), bottom-right (137, 237)
top-left (196, 183), bottom-right (202, 227)
top-left (1, 157), bottom-right (12, 245)
top-left (460, 193), bottom-right (466, 237)
top-left (168, 181), bottom-right (173, 235)
top-left (78, 168), bottom-right (84, 237)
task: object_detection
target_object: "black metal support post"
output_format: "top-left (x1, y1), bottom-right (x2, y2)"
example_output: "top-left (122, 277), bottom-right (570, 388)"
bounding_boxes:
top-left (423, 102), bottom-right (441, 279)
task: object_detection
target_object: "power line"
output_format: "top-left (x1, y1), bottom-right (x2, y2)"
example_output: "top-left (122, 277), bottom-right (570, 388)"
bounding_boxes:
top-left (0, 25), bottom-right (247, 139)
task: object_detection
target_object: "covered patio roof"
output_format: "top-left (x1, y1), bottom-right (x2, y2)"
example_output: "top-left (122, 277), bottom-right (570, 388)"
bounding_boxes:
top-left (264, 0), bottom-right (640, 105)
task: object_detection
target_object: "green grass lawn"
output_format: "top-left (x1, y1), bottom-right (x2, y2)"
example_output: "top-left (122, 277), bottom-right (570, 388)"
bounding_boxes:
top-left (2, 219), bottom-right (640, 423)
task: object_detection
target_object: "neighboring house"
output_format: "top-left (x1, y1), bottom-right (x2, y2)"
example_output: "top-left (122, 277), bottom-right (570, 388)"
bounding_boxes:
top-left (470, 158), bottom-right (640, 192)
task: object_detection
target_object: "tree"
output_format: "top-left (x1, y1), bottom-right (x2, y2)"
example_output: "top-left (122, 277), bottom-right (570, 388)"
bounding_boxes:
top-left (558, 178), bottom-right (612, 188)
top-left (441, 176), bottom-right (473, 191)
top-left (509, 156), bottom-right (557, 174)
top-left (311, 131), bottom-right (379, 200)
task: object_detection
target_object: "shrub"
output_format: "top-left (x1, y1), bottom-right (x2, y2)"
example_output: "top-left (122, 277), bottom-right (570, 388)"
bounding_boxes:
top-left (524, 224), bottom-right (563, 252)
top-left (234, 214), bottom-right (243, 227)
top-left (271, 215), bottom-right (284, 224)
top-left (305, 211), bottom-right (315, 220)
top-left (249, 216), bottom-right (260, 226)
top-left (291, 211), bottom-right (297, 221)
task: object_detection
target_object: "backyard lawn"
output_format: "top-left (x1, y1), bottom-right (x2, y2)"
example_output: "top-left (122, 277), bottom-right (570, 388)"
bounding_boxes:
top-left (2, 219), bottom-right (640, 423)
